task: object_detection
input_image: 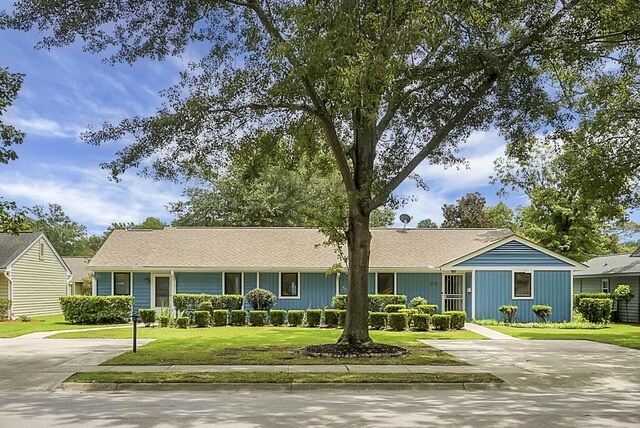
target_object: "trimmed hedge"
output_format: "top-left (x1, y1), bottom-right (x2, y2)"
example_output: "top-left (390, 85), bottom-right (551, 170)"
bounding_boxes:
top-left (368, 312), bottom-right (388, 329)
top-left (324, 309), bottom-right (340, 327)
top-left (532, 305), bottom-right (552, 322)
top-left (331, 294), bottom-right (347, 310)
top-left (399, 308), bottom-right (418, 325)
top-left (139, 309), bottom-right (156, 326)
top-left (331, 294), bottom-right (407, 311)
top-left (338, 310), bottom-right (347, 327)
top-left (173, 294), bottom-right (244, 316)
top-left (413, 313), bottom-right (431, 331)
top-left (573, 292), bottom-right (612, 309)
top-left (306, 309), bottom-right (322, 327)
top-left (0, 298), bottom-right (11, 319)
top-left (212, 309), bottom-right (228, 326)
top-left (416, 304), bottom-right (438, 315)
top-left (270, 310), bottom-right (286, 326)
top-left (159, 316), bottom-right (170, 327)
top-left (409, 296), bottom-right (428, 308)
top-left (388, 313), bottom-right (408, 331)
top-left (59, 296), bottom-right (133, 324)
top-left (246, 288), bottom-right (277, 310)
top-left (194, 310), bottom-right (210, 327)
top-left (230, 310), bottom-right (247, 326)
top-left (432, 314), bottom-right (451, 330)
top-left (443, 311), bottom-right (466, 329)
top-left (498, 305), bottom-right (518, 323)
top-left (578, 298), bottom-right (612, 324)
top-left (288, 310), bottom-right (305, 326)
top-left (199, 301), bottom-right (214, 316)
top-left (384, 304), bottom-right (406, 313)
top-left (249, 310), bottom-right (268, 326)
top-left (176, 316), bottom-right (189, 329)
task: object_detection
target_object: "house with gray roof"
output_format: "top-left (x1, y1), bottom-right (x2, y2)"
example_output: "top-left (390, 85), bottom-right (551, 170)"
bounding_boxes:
top-left (63, 256), bottom-right (92, 295)
top-left (574, 251), bottom-right (640, 323)
top-left (0, 232), bottom-right (71, 318)
top-left (88, 227), bottom-right (584, 321)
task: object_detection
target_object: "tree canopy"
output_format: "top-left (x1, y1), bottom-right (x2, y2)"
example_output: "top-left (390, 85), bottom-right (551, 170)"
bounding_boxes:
top-left (441, 192), bottom-right (495, 228)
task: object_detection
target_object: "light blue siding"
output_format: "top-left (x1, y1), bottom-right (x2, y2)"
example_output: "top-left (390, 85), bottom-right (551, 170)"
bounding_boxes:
top-left (456, 241), bottom-right (572, 267)
top-left (396, 273), bottom-right (441, 308)
top-left (133, 272), bottom-right (150, 312)
top-left (475, 270), bottom-right (571, 322)
top-left (339, 274), bottom-right (348, 294)
top-left (96, 272), bottom-right (111, 296)
top-left (273, 273), bottom-right (335, 310)
top-left (464, 272), bottom-right (472, 318)
top-left (243, 272), bottom-right (258, 310)
top-left (258, 273), bottom-right (279, 296)
top-left (175, 272), bottom-right (222, 294)
top-left (337, 273), bottom-right (375, 294)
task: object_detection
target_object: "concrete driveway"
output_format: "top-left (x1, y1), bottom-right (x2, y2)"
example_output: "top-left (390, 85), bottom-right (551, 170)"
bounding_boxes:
top-left (422, 339), bottom-right (640, 392)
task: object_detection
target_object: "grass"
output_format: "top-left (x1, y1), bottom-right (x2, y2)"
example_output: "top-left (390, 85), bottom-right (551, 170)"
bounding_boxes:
top-left (65, 371), bottom-right (501, 384)
top-left (51, 326), bottom-right (482, 366)
top-left (0, 314), bottom-right (127, 338)
top-left (474, 319), bottom-right (607, 329)
top-left (486, 323), bottom-right (640, 350)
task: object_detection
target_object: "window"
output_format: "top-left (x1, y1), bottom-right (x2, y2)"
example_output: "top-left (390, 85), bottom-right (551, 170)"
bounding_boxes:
top-left (602, 279), bottom-right (610, 294)
top-left (114, 273), bottom-right (131, 296)
top-left (39, 242), bottom-right (45, 260)
top-left (224, 272), bottom-right (243, 295)
top-left (513, 272), bottom-right (533, 298)
top-left (280, 273), bottom-right (299, 298)
top-left (377, 273), bottom-right (395, 295)
top-left (155, 277), bottom-right (170, 307)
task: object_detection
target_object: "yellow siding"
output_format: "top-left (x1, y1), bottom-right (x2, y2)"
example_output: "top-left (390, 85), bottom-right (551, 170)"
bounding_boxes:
top-left (0, 273), bottom-right (8, 300)
top-left (10, 238), bottom-right (68, 316)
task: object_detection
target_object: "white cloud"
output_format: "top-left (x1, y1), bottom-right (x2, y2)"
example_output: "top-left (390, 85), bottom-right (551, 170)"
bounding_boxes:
top-left (5, 112), bottom-right (85, 139)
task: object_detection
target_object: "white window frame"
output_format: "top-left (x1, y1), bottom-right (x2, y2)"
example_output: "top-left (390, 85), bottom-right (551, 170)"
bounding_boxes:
top-left (375, 272), bottom-right (396, 295)
top-left (601, 278), bottom-right (610, 294)
top-left (222, 272), bottom-right (244, 296)
top-left (279, 272), bottom-right (300, 299)
top-left (112, 272), bottom-right (133, 296)
top-left (151, 273), bottom-right (171, 308)
top-left (512, 271), bottom-right (534, 300)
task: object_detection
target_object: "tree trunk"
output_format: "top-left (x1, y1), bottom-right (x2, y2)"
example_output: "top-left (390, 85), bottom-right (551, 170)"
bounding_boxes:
top-left (338, 205), bottom-right (373, 345)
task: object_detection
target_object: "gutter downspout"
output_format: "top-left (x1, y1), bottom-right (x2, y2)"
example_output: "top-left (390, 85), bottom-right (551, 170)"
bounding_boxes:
top-left (4, 268), bottom-right (13, 320)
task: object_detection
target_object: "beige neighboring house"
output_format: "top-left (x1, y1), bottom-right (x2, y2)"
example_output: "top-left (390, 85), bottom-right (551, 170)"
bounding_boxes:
top-left (63, 256), bottom-right (92, 295)
top-left (0, 232), bottom-right (71, 318)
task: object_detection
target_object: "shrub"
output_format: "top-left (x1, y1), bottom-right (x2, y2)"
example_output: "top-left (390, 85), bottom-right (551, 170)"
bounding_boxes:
top-left (138, 309), bottom-right (156, 326)
top-left (498, 305), bottom-right (518, 323)
top-left (399, 308), bottom-right (418, 326)
top-left (270, 310), bottom-right (286, 326)
top-left (159, 316), bottom-right (170, 327)
top-left (432, 314), bottom-right (451, 330)
top-left (218, 295), bottom-right (244, 311)
top-left (416, 304), bottom-right (438, 315)
top-left (331, 294), bottom-right (347, 310)
top-left (212, 309), bottom-right (228, 326)
top-left (338, 310), bottom-right (347, 327)
top-left (173, 294), bottom-right (245, 317)
top-left (59, 296), bottom-right (133, 324)
top-left (249, 310), bottom-right (268, 326)
top-left (573, 292), bottom-right (612, 309)
top-left (199, 301), bottom-right (214, 316)
top-left (194, 310), bottom-right (210, 327)
top-left (578, 298), bottom-right (612, 324)
top-left (413, 314), bottom-right (431, 331)
top-left (368, 312), bottom-right (388, 330)
top-left (410, 296), bottom-right (428, 308)
top-left (384, 304), bottom-right (406, 313)
top-left (532, 305), bottom-right (552, 322)
top-left (306, 309), bottom-right (322, 327)
top-left (614, 285), bottom-right (635, 321)
top-left (331, 294), bottom-right (407, 311)
top-left (18, 315), bottom-right (31, 322)
top-left (0, 298), bottom-right (11, 319)
top-left (230, 310), bottom-right (247, 326)
top-left (388, 313), bottom-right (408, 331)
top-left (443, 311), bottom-right (466, 329)
top-left (176, 316), bottom-right (189, 329)
top-left (246, 289), bottom-right (277, 310)
top-left (287, 310), bottom-right (305, 326)
top-left (324, 309), bottom-right (340, 327)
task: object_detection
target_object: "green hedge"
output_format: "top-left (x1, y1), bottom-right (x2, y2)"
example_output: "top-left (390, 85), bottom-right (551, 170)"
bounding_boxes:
top-left (173, 294), bottom-right (244, 316)
top-left (138, 309), bottom-right (156, 326)
top-left (384, 304), bottom-right (406, 313)
top-left (338, 310), bottom-right (347, 327)
top-left (249, 310), bottom-right (268, 326)
top-left (388, 313), bottom-right (408, 331)
top-left (331, 294), bottom-right (407, 311)
top-left (59, 296), bottom-right (133, 324)
top-left (199, 301), bottom-right (214, 316)
top-left (498, 305), bottom-right (518, 323)
top-left (573, 292), bottom-right (612, 309)
top-left (368, 312), bottom-right (388, 329)
top-left (246, 288), bottom-right (277, 310)
top-left (532, 305), bottom-right (552, 322)
top-left (230, 310), bottom-right (247, 326)
top-left (443, 311), bottom-right (466, 329)
top-left (578, 298), bottom-right (612, 323)
top-left (416, 304), bottom-right (438, 315)
top-left (194, 310), bottom-right (210, 327)
top-left (324, 309), bottom-right (340, 327)
top-left (432, 314), bottom-right (451, 330)
top-left (399, 308), bottom-right (418, 326)
top-left (306, 309), bottom-right (322, 327)
top-left (288, 310), bottom-right (305, 326)
top-left (413, 314), bottom-right (431, 331)
top-left (212, 309), bottom-right (228, 326)
top-left (176, 316), bottom-right (189, 328)
top-left (159, 315), bottom-right (170, 327)
top-left (270, 310), bottom-right (286, 326)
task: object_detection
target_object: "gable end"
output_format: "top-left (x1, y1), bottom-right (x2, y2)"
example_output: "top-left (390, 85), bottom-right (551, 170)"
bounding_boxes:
top-left (453, 240), bottom-right (573, 267)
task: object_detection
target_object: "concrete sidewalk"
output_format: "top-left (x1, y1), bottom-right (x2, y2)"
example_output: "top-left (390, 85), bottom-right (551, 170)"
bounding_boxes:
top-left (463, 323), bottom-right (518, 340)
top-left (16, 325), bottom-right (130, 339)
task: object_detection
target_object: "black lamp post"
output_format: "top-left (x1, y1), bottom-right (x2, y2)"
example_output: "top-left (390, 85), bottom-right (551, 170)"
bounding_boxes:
top-left (131, 309), bottom-right (139, 353)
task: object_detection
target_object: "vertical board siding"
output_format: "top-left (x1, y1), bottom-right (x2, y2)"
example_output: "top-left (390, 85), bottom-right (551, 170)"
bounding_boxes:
top-left (175, 272), bottom-right (222, 295)
top-left (475, 270), bottom-right (571, 322)
top-left (258, 273), bottom-right (279, 296)
top-left (96, 272), bottom-right (111, 296)
top-left (339, 274), bottom-right (348, 294)
top-left (456, 241), bottom-right (572, 267)
top-left (333, 273), bottom-right (375, 295)
top-left (396, 273), bottom-right (441, 310)
top-left (369, 273), bottom-right (375, 294)
top-left (133, 272), bottom-right (150, 312)
top-left (243, 272), bottom-right (258, 310)
top-left (464, 272), bottom-right (472, 318)
top-left (273, 273), bottom-right (336, 311)
top-left (10, 238), bottom-right (68, 316)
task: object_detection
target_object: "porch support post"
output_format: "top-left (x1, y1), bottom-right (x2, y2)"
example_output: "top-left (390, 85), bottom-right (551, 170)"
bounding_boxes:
top-left (471, 270), bottom-right (476, 320)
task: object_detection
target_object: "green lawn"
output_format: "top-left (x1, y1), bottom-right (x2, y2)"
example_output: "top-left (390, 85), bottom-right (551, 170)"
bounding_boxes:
top-left (66, 371), bottom-right (500, 384)
top-left (487, 323), bottom-right (640, 350)
top-left (52, 326), bottom-right (482, 365)
top-left (0, 315), bottom-right (127, 338)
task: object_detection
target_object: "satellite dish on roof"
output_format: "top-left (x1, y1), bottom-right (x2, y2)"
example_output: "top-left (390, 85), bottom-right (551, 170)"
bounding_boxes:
top-left (399, 214), bottom-right (412, 230)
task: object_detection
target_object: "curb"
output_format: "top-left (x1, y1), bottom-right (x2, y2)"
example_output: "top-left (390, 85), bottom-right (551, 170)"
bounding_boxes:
top-left (60, 381), bottom-right (504, 393)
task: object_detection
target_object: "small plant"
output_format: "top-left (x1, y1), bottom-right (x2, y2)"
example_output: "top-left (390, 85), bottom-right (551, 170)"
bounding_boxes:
top-left (410, 296), bottom-right (428, 308)
top-left (230, 310), bottom-right (247, 326)
top-left (432, 314), bottom-right (452, 330)
top-left (498, 305), bottom-right (518, 323)
top-left (614, 285), bottom-right (635, 321)
top-left (384, 304), bottom-right (406, 313)
top-left (0, 298), bottom-right (11, 319)
top-left (337, 309), bottom-right (347, 327)
top-left (194, 310), bottom-right (210, 327)
top-left (532, 305), bottom-right (552, 322)
top-left (287, 310), bottom-right (305, 326)
top-left (270, 310), bottom-right (286, 326)
top-left (139, 309), bottom-right (156, 327)
top-left (212, 309), bottom-right (228, 326)
top-left (306, 309), bottom-right (322, 327)
top-left (199, 301), bottom-right (214, 316)
top-left (176, 316), bottom-right (189, 329)
top-left (368, 312), bottom-right (388, 330)
top-left (416, 304), bottom-right (438, 315)
top-left (443, 311), bottom-right (466, 329)
top-left (413, 313), bottom-right (431, 331)
top-left (159, 316), bottom-right (170, 327)
top-left (324, 309), bottom-right (340, 327)
top-left (249, 310), bottom-right (268, 326)
top-left (246, 288), bottom-right (277, 310)
top-left (160, 306), bottom-right (172, 318)
top-left (18, 314), bottom-right (31, 322)
top-left (388, 313), bottom-right (408, 331)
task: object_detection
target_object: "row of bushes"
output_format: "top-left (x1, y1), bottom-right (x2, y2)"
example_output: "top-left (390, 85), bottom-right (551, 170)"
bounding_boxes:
top-left (331, 294), bottom-right (408, 312)
top-left (498, 305), bottom-right (553, 323)
top-left (60, 296), bottom-right (133, 324)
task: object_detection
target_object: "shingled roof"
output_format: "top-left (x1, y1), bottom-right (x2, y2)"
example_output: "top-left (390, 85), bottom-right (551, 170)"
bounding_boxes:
top-left (63, 256), bottom-right (92, 280)
top-left (575, 253), bottom-right (640, 277)
top-left (88, 227), bottom-right (513, 270)
top-left (0, 232), bottom-right (43, 269)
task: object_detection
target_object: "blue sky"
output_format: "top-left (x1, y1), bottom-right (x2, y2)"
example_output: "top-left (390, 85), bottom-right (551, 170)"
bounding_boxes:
top-left (1, 26), bottom-right (526, 235)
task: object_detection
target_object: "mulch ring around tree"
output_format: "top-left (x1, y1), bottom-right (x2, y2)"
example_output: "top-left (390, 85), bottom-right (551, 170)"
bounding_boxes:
top-left (299, 343), bottom-right (409, 358)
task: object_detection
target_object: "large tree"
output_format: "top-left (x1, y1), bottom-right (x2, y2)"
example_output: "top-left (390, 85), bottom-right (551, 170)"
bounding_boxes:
top-left (5, 0), bottom-right (639, 345)
top-left (441, 192), bottom-right (495, 228)
top-left (28, 204), bottom-right (88, 256)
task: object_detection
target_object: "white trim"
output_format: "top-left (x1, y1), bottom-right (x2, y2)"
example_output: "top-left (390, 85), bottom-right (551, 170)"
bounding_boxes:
top-left (3, 268), bottom-right (12, 319)
top-left (570, 270), bottom-right (574, 321)
top-left (601, 278), bottom-right (610, 293)
top-left (464, 266), bottom-right (571, 271)
top-left (512, 270), bottom-right (534, 300)
top-left (222, 272), bottom-right (244, 296)
top-left (256, 272), bottom-right (260, 289)
top-left (89, 266), bottom-right (446, 273)
top-left (335, 272), bottom-right (340, 296)
top-left (151, 273), bottom-right (171, 308)
top-left (112, 271), bottom-right (133, 296)
top-left (91, 275), bottom-right (97, 296)
top-left (471, 270), bottom-right (476, 319)
top-left (441, 236), bottom-right (586, 269)
top-left (442, 273), bottom-right (465, 312)
top-left (170, 271), bottom-right (176, 305)
top-left (374, 272), bottom-right (396, 295)
top-left (278, 272), bottom-right (300, 299)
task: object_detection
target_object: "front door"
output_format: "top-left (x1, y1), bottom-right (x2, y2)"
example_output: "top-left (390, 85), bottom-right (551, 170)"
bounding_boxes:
top-left (443, 274), bottom-right (465, 312)
top-left (154, 276), bottom-right (171, 308)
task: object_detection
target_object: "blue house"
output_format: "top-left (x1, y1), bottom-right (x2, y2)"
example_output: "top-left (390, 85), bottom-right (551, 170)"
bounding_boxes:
top-left (88, 227), bottom-right (583, 322)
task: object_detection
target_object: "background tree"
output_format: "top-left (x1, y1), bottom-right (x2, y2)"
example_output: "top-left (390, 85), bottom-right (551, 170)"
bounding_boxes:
top-left (28, 204), bottom-right (87, 256)
top-left (485, 202), bottom-right (519, 231)
top-left (613, 284), bottom-right (635, 322)
top-left (441, 193), bottom-right (495, 228)
top-left (417, 218), bottom-right (438, 229)
top-left (136, 217), bottom-right (166, 230)
top-left (6, 0), bottom-right (640, 345)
